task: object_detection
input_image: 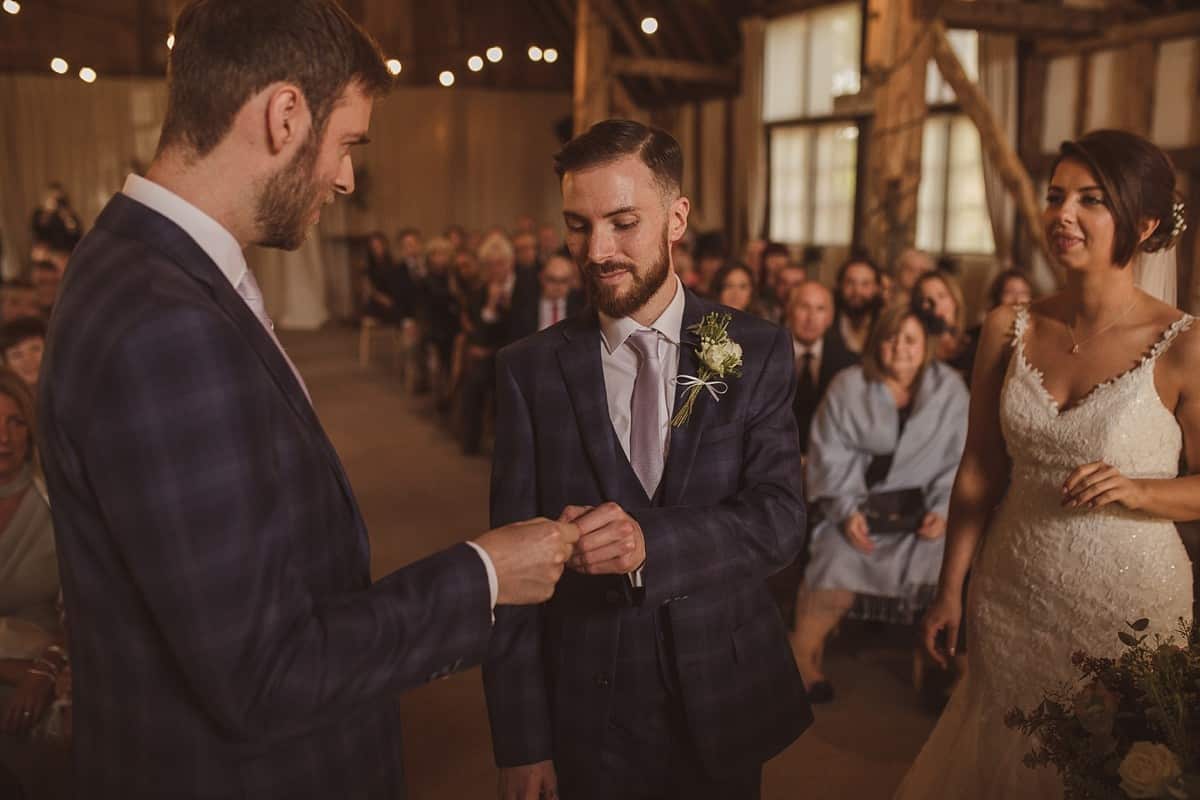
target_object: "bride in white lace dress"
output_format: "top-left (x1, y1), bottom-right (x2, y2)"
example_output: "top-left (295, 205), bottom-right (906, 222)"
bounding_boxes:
top-left (895, 130), bottom-right (1197, 798)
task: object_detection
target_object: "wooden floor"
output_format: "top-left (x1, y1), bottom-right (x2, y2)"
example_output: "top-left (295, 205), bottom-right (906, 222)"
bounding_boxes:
top-left (286, 327), bottom-right (940, 800)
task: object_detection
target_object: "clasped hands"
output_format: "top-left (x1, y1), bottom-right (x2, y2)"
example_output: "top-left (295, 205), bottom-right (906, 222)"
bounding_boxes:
top-left (559, 503), bottom-right (646, 576)
top-left (840, 511), bottom-right (946, 554)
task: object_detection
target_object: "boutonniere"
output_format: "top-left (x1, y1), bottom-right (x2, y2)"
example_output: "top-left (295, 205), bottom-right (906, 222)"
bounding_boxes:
top-left (671, 312), bottom-right (743, 428)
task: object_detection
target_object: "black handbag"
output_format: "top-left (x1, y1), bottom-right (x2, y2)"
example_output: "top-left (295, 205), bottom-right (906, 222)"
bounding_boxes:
top-left (860, 488), bottom-right (926, 536)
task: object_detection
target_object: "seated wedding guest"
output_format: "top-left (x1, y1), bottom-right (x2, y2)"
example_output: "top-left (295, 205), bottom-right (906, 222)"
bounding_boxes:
top-left (0, 319), bottom-right (46, 391)
top-left (513, 231), bottom-right (541, 276)
top-left (693, 233), bottom-right (728, 296)
top-left (362, 232), bottom-right (416, 325)
top-left (672, 243), bottom-right (698, 291)
top-left (423, 237), bottom-right (462, 408)
top-left (29, 184), bottom-right (82, 254)
top-left (460, 234), bottom-right (516, 455)
top-left (791, 305), bottom-right (968, 702)
top-left (513, 213), bottom-right (536, 236)
top-left (912, 271), bottom-right (977, 379)
top-left (443, 224), bottom-right (467, 253)
top-left (29, 263), bottom-right (60, 318)
top-left (986, 267), bottom-right (1034, 311)
top-left (509, 253), bottom-right (583, 341)
top-left (762, 260), bottom-right (808, 325)
top-left (830, 255), bottom-right (884, 355)
top-left (790, 282), bottom-right (859, 456)
top-left (396, 227), bottom-right (425, 280)
top-left (712, 262), bottom-right (763, 317)
top-left (762, 241), bottom-right (792, 285)
top-left (890, 248), bottom-right (934, 304)
top-left (0, 368), bottom-right (61, 755)
top-left (0, 283), bottom-right (39, 325)
top-left (537, 224), bottom-right (563, 263)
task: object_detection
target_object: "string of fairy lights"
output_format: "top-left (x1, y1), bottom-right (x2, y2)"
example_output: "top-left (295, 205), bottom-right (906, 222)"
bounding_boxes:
top-left (2, 1), bottom-right (662, 89)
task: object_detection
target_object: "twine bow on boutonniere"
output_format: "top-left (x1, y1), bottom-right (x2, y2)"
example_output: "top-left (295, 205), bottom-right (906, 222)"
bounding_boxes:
top-left (671, 312), bottom-right (743, 428)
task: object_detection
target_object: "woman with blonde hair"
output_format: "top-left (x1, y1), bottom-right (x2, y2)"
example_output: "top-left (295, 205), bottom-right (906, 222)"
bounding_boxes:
top-left (912, 271), bottom-right (977, 378)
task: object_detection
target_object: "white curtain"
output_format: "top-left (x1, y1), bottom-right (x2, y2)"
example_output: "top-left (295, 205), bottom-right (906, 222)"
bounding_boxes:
top-left (977, 34), bottom-right (1017, 267)
top-left (734, 16), bottom-right (768, 247)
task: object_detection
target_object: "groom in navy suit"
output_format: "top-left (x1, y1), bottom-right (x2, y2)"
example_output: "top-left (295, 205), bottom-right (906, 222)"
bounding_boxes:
top-left (485, 120), bottom-right (812, 800)
top-left (37, 3), bottom-right (576, 798)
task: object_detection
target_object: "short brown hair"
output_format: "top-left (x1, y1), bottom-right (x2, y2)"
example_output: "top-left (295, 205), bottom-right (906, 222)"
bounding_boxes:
top-left (913, 271), bottom-right (966, 334)
top-left (159, 0), bottom-right (391, 158)
top-left (1053, 130), bottom-right (1179, 267)
top-left (554, 119), bottom-right (683, 195)
top-left (862, 305), bottom-right (936, 383)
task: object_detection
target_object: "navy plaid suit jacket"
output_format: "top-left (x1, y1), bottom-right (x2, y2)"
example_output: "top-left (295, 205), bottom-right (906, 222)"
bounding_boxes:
top-left (38, 194), bottom-right (494, 799)
top-left (484, 290), bottom-right (813, 783)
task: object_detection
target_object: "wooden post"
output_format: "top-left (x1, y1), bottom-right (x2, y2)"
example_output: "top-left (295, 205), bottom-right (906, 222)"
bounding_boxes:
top-left (863, 0), bottom-right (930, 269)
top-left (573, 0), bottom-right (611, 137)
top-left (1015, 43), bottom-right (1047, 269)
top-left (1116, 41), bottom-right (1156, 138)
top-left (929, 21), bottom-right (1055, 275)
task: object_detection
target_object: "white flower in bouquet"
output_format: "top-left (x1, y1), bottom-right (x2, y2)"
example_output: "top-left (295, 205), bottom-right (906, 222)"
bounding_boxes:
top-left (700, 339), bottom-right (743, 377)
top-left (1119, 742), bottom-right (1183, 799)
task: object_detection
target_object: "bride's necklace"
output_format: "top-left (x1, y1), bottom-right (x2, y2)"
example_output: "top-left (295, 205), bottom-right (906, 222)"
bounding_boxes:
top-left (1067, 299), bottom-right (1139, 354)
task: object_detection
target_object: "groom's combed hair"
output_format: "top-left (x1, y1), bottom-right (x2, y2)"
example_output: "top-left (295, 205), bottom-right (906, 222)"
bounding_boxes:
top-left (555, 119), bottom-right (683, 196)
top-left (158, 0), bottom-right (392, 158)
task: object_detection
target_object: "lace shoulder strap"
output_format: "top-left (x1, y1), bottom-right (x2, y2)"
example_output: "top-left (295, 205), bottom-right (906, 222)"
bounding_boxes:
top-left (1010, 304), bottom-right (1031, 349)
top-left (1148, 313), bottom-right (1195, 363)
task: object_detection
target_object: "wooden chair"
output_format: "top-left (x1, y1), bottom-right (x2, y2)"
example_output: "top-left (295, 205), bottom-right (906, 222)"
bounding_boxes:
top-left (358, 317), bottom-right (402, 369)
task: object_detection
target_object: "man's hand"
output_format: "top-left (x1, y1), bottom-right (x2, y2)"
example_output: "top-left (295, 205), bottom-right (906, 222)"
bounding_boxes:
top-left (499, 760), bottom-right (558, 800)
top-left (563, 502), bottom-right (646, 576)
top-left (475, 519), bottom-right (580, 605)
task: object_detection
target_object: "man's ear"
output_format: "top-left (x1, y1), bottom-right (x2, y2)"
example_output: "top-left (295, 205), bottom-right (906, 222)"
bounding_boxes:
top-left (668, 195), bottom-right (690, 245)
top-left (265, 84), bottom-right (310, 156)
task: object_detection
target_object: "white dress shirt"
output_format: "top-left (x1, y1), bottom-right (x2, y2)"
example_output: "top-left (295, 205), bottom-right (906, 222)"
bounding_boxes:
top-left (793, 335), bottom-right (825, 384)
top-left (539, 297), bottom-right (568, 331)
top-left (119, 175), bottom-right (499, 614)
top-left (598, 275), bottom-right (685, 463)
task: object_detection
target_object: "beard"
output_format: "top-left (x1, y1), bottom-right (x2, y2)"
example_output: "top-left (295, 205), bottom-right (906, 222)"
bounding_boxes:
top-left (582, 230), bottom-right (671, 319)
top-left (837, 292), bottom-right (883, 324)
top-left (254, 129), bottom-right (323, 251)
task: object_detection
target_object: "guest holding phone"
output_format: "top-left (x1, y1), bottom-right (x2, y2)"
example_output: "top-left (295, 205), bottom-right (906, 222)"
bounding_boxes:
top-left (790, 305), bottom-right (968, 702)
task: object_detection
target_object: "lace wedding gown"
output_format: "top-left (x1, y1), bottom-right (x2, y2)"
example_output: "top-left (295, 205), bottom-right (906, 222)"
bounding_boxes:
top-left (894, 307), bottom-right (1195, 798)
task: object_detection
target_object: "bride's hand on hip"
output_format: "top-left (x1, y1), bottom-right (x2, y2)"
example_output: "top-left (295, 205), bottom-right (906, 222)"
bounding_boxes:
top-left (1062, 461), bottom-right (1148, 511)
top-left (921, 593), bottom-right (962, 669)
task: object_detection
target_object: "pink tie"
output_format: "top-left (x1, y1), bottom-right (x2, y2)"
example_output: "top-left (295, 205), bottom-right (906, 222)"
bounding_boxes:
top-left (235, 269), bottom-right (312, 404)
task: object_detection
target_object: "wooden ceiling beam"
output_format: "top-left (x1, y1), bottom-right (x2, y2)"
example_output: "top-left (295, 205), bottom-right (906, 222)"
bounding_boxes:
top-left (611, 55), bottom-right (738, 88)
top-left (1036, 9), bottom-right (1200, 57)
top-left (915, 0), bottom-right (1106, 37)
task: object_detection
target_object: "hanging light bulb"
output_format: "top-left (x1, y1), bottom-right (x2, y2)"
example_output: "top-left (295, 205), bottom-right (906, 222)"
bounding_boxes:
top-left (486, 46), bottom-right (503, 64)
top-left (2, 1), bottom-right (21, 15)
top-left (50, 58), bottom-right (70, 75)
top-left (543, 48), bottom-right (559, 64)
top-left (640, 17), bottom-right (659, 35)
top-left (79, 67), bottom-right (98, 84)
top-left (528, 45), bottom-right (543, 62)
top-left (468, 55), bottom-right (484, 72)
top-left (439, 70), bottom-right (455, 87)
top-left (386, 59), bottom-right (402, 76)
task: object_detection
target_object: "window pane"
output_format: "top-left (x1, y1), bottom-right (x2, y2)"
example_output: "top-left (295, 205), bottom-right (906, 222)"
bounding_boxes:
top-left (763, 14), bottom-right (808, 122)
top-left (812, 124), bottom-right (859, 245)
top-left (770, 127), bottom-right (812, 243)
top-left (806, 3), bottom-right (861, 116)
top-left (926, 29), bottom-right (978, 104)
top-left (1041, 55), bottom-right (1080, 151)
top-left (1085, 49), bottom-right (1118, 131)
top-left (945, 116), bottom-right (996, 255)
top-left (917, 117), bottom-right (949, 252)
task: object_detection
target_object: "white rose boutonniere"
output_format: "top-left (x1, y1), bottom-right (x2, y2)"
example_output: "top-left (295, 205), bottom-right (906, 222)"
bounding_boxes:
top-left (1118, 742), bottom-right (1183, 799)
top-left (671, 312), bottom-right (743, 428)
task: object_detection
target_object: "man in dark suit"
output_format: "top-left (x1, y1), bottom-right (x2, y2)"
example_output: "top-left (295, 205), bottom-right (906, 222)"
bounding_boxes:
top-left (508, 252), bottom-right (584, 342)
top-left (37, 4), bottom-right (576, 798)
top-left (460, 233), bottom-right (519, 455)
top-left (485, 120), bottom-right (811, 800)
top-left (789, 281), bottom-right (861, 455)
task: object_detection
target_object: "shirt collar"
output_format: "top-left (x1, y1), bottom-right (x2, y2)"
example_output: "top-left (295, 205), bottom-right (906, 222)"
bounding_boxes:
top-left (793, 335), bottom-right (825, 360)
top-left (599, 274), bottom-right (685, 355)
top-left (121, 174), bottom-right (248, 290)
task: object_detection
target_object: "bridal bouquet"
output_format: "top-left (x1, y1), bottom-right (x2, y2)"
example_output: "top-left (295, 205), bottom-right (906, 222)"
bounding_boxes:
top-left (1006, 619), bottom-right (1200, 799)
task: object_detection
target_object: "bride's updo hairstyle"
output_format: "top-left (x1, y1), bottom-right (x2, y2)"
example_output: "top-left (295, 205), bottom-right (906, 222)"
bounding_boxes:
top-left (1053, 130), bottom-right (1180, 267)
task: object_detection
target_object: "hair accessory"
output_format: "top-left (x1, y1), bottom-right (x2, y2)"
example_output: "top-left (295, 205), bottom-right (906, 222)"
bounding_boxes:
top-left (1173, 202), bottom-right (1189, 240)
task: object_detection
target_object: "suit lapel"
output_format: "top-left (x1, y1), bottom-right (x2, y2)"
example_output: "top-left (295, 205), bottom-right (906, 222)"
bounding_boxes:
top-left (557, 314), bottom-right (629, 503)
top-left (659, 292), bottom-right (719, 506)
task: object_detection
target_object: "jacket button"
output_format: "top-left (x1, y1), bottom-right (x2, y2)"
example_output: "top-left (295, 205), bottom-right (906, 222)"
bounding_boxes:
top-left (593, 672), bottom-right (611, 689)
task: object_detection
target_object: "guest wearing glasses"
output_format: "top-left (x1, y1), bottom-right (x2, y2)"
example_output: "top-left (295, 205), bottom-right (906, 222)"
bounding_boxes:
top-left (509, 253), bottom-right (583, 341)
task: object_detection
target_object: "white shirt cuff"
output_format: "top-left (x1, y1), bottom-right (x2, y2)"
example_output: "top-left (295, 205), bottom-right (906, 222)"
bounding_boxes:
top-left (466, 541), bottom-right (499, 617)
top-left (628, 566), bottom-right (644, 589)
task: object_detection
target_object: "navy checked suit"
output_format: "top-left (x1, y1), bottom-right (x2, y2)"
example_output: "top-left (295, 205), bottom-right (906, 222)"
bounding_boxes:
top-left (38, 194), bottom-right (494, 800)
top-left (484, 290), bottom-right (813, 794)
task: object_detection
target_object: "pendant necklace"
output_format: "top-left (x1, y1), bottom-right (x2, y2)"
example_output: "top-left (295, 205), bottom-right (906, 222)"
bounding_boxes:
top-left (1067, 298), bottom-right (1138, 355)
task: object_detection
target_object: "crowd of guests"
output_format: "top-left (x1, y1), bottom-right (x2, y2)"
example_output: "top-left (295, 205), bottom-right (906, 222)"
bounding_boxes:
top-left (355, 220), bottom-right (1040, 709)
top-left (0, 183), bottom-right (74, 798)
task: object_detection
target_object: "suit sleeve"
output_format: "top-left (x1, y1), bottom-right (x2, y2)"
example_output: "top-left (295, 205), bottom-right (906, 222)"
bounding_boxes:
top-left (81, 306), bottom-right (493, 741)
top-left (632, 326), bottom-right (808, 609)
top-left (482, 350), bottom-right (554, 767)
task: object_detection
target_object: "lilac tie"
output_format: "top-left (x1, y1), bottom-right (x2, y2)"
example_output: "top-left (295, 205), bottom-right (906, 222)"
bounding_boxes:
top-left (235, 268), bottom-right (312, 403)
top-left (628, 330), bottom-right (665, 498)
